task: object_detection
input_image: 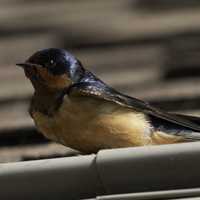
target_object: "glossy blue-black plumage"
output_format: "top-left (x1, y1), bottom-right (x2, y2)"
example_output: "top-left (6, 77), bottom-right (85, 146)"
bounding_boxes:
top-left (27, 48), bottom-right (84, 82)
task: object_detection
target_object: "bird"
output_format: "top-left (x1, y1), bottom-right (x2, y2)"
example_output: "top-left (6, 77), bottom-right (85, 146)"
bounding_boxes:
top-left (17, 48), bottom-right (200, 153)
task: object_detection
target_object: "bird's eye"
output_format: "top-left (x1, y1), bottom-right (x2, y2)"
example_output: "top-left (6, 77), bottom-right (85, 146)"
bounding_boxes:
top-left (50, 60), bottom-right (54, 65)
top-left (45, 59), bottom-right (56, 68)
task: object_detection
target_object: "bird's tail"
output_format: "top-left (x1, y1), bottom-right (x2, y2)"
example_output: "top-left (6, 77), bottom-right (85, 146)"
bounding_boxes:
top-left (173, 113), bottom-right (200, 140)
top-left (173, 113), bottom-right (200, 126)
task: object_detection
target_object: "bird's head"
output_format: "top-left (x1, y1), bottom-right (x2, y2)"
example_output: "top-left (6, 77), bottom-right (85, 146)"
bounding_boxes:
top-left (17, 48), bottom-right (85, 91)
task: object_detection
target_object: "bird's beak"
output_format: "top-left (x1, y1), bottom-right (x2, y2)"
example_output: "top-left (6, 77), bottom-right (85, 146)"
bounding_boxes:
top-left (16, 62), bottom-right (40, 68)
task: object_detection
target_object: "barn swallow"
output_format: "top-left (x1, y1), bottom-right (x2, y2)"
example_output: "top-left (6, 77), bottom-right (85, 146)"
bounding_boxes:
top-left (17, 48), bottom-right (200, 153)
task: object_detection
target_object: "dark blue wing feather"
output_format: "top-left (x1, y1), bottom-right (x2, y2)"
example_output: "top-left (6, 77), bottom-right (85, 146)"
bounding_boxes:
top-left (68, 74), bottom-right (200, 133)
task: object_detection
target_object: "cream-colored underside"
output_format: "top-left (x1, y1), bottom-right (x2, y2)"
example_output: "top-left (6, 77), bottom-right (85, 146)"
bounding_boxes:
top-left (32, 96), bottom-right (184, 153)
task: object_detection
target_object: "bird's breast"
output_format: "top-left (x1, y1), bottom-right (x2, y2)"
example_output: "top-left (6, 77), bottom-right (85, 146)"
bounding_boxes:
top-left (31, 96), bottom-right (153, 153)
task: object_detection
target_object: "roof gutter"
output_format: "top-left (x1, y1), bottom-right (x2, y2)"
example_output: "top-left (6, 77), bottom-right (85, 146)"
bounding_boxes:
top-left (85, 188), bottom-right (200, 200)
top-left (1, 142), bottom-right (200, 199)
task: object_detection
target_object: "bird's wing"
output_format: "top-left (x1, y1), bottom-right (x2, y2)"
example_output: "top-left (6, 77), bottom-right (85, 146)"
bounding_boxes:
top-left (172, 113), bottom-right (200, 125)
top-left (68, 81), bottom-right (200, 132)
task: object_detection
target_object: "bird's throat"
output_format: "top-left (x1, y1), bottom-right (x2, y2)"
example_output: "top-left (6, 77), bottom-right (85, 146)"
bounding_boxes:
top-left (30, 87), bottom-right (65, 116)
